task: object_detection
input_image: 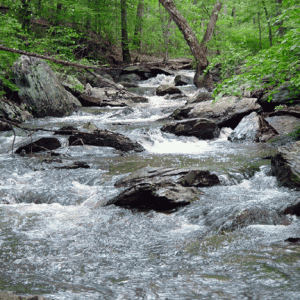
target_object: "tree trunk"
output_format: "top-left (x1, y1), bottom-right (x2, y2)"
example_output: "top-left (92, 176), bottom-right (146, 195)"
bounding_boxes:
top-left (262, 0), bottom-right (272, 47)
top-left (158, 0), bottom-right (222, 91)
top-left (159, 3), bottom-right (172, 64)
top-left (258, 12), bottom-right (262, 49)
top-left (133, 0), bottom-right (144, 53)
top-left (121, 0), bottom-right (131, 63)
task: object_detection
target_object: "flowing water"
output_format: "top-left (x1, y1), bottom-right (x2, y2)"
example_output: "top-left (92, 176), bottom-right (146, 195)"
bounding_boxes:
top-left (0, 72), bottom-right (300, 300)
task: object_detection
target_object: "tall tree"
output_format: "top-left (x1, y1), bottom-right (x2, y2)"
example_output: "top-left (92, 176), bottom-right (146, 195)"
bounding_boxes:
top-left (133, 0), bottom-right (144, 53)
top-left (158, 0), bottom-right (222, 91)
top-left (121, 0), bottom-right (131, 63)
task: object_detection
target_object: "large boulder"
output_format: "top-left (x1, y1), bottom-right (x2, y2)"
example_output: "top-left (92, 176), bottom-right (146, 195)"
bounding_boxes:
top-left (271, 141), bottom-right (300, 190)
top-left (115, 167), bottom-right (220, 188)
top-left (69, 129), bottom-right (144, 152)
top-left (228, 112), bottom-right (278, 142)
top-left (12, 56), bottom-right (81, 117)
top-left (156, 84), bottom-right (182, 96)
top-left (79, 83), bottom-right (148, 107)
top-left (106, 181), bottom-right (203, 212)
top-left (161, 118), bottom-right (220, 140)
top-left (172, 97), bottom-right (262, 128)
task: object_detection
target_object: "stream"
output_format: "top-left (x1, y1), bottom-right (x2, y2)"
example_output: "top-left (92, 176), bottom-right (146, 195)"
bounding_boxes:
top-left (0, 71), bottom-right (300, 300)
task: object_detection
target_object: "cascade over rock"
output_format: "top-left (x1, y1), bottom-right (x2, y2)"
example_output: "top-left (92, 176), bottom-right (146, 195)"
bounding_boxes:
top-left (172, 97), bottom-right (262, 128)
top-left (12, 56), bottom-right (81, 117)
top-left (161, 118), bottom-right (220, 140)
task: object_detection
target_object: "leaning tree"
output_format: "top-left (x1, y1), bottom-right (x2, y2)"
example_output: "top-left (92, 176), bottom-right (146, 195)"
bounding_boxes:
top-left (158, 0), bottom-right (222, 91)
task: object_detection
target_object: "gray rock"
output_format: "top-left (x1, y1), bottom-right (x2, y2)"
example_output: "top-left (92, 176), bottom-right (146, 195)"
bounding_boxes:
top-left (174, 74), bottom-right (193, 86)
top-left (106, 181), bottom-right (203, 212)
top-left (172, 97), bottom-right (262, 128)
top-left (156, 84), bottom-right (182, 96)
top-left (115, 167), bottom-right (220, 188)
top-left (161, 118), bottom-right (220, 140)
top-left (0, 99), bottom-right (33, 123)
top-left (228, 112), bottom-right (277, 142)
top-left (69, 129), bottom-right (144, 152)
top-left (215, 206), bottom-right (291, 233)
top-left (260, 83), bottom-right (300, 105)
top-left (15, 137), bottom-right (61, 154)
top-left (79, 84), bottom-right (148, 107)
top-left (0, 120), bottom-right (11, 131)
top-left (118, 73), bottom-right (141, 83)
top-left (60, 74), bottom-right (85, 96)
top-left (266, 115), bottom-right (300, 136)
top-left (271, 141), bottom-right (300, 190)
top-left (12, 56), bottom-right (81, 117)
top-left (281, 197), bottom-right (300, 216)
top-left (188, 88), bottom-right (214, 104)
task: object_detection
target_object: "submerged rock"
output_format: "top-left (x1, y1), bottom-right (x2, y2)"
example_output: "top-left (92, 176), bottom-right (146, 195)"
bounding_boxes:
top-left (69, 129), bottom-right (144, 152)
top-left (271, 141), bottom-right (300, 190)
top-left (161, 118), bottom-right (220, 140)
top-left (156, 84), bottom-right (182, 96)
top-left (216, 206), bottom-right (291, 233)
top-left (228, 112), bottom-right (278, 142)
top-left (115, 167), bottom-right (220, 188)
top-left (172, 97), bottom-right (262, 128)
top-left (15, 137), bottom-right (61, 154)
top-left (106, 181), bottom-right (203, 212)
top-left (79, 83), bottom-right (148, 107)
top-left (12, 56), bottom-right (81, 117)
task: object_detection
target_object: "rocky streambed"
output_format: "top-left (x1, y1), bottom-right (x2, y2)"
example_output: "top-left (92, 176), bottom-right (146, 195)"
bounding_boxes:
top-left (0, 58), bottom-right (300, 299)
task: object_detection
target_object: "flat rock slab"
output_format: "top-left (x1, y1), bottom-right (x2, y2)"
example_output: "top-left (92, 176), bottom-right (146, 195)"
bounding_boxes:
top-left (106, 182), bottom-right (203, 212)
top-left (115, 167), bottom-right (220, 188)
top-left (172, 97), bottom-right (262, 128)
top-left (79, 84), bottom-right (148, 107)
top-left (15, 137), bottom-right (61, 154)
top-left (69, 130), bottom-right (144, 152)
top-left (266, 115), bottom-right (300, 135)
top-left (161, 118), bottom-right (220, 140)
top-left (271, 141), bottom-right (300, 190)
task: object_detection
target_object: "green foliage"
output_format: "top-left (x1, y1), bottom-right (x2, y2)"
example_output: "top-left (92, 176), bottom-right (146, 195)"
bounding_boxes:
top-left (209, 1), bottom-right (300, 99)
